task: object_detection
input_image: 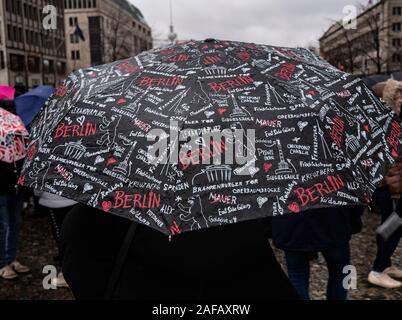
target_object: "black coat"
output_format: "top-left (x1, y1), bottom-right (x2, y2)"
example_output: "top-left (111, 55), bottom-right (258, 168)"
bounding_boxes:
top-left (60, 204), bottom-right (299, 300)
top-left (0, 160), bottom-right (23, 195)
top-left (272, 206), bottom-right (364, 252)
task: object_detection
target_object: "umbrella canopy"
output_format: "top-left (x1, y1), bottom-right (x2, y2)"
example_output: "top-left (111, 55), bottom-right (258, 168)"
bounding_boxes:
top-left (361, 74), bottom-right (390, 88)
top-left (392, 71), bottom-right (402, 81)
top-left (15, 85), bottom-right (54, 126)
top-left (0, 85), bottom-right (16, 100)
top-left (20, 40), bottom-right (402, 235)
top-left (0, 107), bottom-right (29, 163)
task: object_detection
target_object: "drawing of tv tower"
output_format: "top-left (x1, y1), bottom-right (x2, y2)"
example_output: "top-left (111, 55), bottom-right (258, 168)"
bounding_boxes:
top-left (360, 110), bottom-right (380, 133)
top-left (230, 94), bottom-right (248, 117)
top-left (125, 89), bottom-right (149, 114)
top-left (275, 140), bottom-right (293, 174)
top-left (316, 120), bottom-right (332, 159)
top-left (113, 142), bottom-right (137, 176)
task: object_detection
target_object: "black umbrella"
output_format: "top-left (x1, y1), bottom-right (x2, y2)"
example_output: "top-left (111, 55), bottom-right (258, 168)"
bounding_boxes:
top-left (20, 39), bottom-right (402, 236)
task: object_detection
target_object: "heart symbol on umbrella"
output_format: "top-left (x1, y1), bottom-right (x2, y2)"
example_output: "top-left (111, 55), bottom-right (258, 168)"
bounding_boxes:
top-left (288, 202), bottom-right (300, 213)
top-left (297, 121), bottom-right (308, 132)
top-left (254, 81), bottom-right (263, 87)
top-left (94, 156), bottom-right (105, 165)
top-left (217, 108), bottom-right (227, 115)
top-left (107, 157), bottom-right (118, 166)
top-left (392, 149), bottom-right (399, 158)
top-left (117, 98), bottom-right (126, 105)
top-left (205, 111), bottom-right (215, 118)
top-left (263, 163), bottom-right (272, 173)
top-left (77, 116), bottom-right (86, 126)
top-left (102, 201), bottom-right (112, 212)
top-left (257, 196), bottom-right (268, 208)
top-left (83, 183), bottom-right (93, 193)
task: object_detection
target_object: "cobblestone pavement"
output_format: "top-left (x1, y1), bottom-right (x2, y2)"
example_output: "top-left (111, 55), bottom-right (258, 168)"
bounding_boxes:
top-left (0, 211), bottom-right (401, 300)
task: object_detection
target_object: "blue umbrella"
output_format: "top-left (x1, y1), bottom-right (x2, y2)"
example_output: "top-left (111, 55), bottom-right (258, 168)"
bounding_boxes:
top-left (15, 85), bottom-right (54, 126)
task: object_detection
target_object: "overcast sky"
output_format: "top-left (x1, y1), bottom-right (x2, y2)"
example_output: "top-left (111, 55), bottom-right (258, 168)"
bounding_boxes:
top-left (132, 0), bottom-right (370, 48)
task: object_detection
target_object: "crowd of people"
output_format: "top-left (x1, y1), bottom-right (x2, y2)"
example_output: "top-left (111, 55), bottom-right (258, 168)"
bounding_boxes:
top-left (0, 79), bottom-right (402, 300)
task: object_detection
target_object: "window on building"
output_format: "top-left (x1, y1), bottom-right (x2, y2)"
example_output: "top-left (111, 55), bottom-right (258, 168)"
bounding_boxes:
top-left (28, 56), bottom-right (40, 73)
top-left (0, 51), bottom-right (5, 70)
top-left (25, 30), bottom-right (30, 45)
top-left (393, 7), bottom-right (402, 16)
top-left (49, 60), bottom-right (55, 73)
top-left (5, 0), bottom-right (11, 12)
top-left (392, 23), bottom-right (401, 32)
top-left (393, 53), bottom-right (402, 63)
top-left (7, 24), bottom-right (13, 41)
top-left (18, 28), bottom-right (23, 43)
top-left (14, 0), bottom-right (22, 16)
top-left (43, 59), bottom-right (50, 73)
top-left (9, 54), bottom-right (25, 71)
top-left (71, 50), bottom-right (80, 60)
top-left (70, 33), bottom-right (79, 43)
top-left (57, 61), bottom-right (66, 75)
top-left (69, 17), bottom-right (78, 27)
top-left (392, 38), bottom-right (401, 47)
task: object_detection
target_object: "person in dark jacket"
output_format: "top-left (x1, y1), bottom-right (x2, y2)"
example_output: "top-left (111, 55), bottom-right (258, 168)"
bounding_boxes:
top-left (0, 100), bottom-right (30, 280)
top-left (60, 204), bottom-right (299, 300)
top-left (272, 206), bottom-right (363, 300)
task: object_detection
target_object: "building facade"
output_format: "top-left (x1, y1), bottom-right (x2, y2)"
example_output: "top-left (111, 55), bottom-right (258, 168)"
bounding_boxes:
top-left (320, 0), bottom-right (402, 75)
top-left (0, 0), bottom-right (67, 90)
top-left (64, 0), bottom-right (152, 73)
top-left (0, 0), bottom-right (8, 85)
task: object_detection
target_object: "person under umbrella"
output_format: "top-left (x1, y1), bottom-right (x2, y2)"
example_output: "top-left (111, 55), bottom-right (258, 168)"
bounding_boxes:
top-left (60, 204), bottom-right (298, 300)
top-left (38, 191), bottom-right (77, 288)
top-left (0, 100), bottom-right (30, 280)
top-left (368, 79), bottom-right (402, 288)
top-left (272, 206), bottom-right (364, 300)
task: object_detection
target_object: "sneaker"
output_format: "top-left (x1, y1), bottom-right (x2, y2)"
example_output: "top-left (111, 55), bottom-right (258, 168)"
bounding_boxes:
top-left (0, 265), bottom-right (18, 280)
top-left (384, 266), bottom-right (402, 279)
top-left (368, 271), bottom-right (402, 289)
top-left (10, 261), bottom-right (31, 274)
top-left (51, 272), bottom-right (69, 288)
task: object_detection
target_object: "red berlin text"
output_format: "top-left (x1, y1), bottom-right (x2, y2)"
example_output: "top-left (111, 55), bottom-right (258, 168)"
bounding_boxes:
top-left (208, 75), bottom-right (254, 93)
top-left (294, 175), bottom-right (345, 206)
top-left (114, 191), bottom-right (161, 209)
top-left (274, 63), bottom-right (296, 81)
top-left (203, 55), bottom-right (222, 65)
top-left (116, 63), bottom-right (139, 74)
top-left (54, 122), bottom-right (97, 139)
top-left (138, 76), bottom-right (184, 88)
top-left (387, 121), bottom-right (400, 154)
top-left (169, 54), bottom-right (189, 62)
top-left (330, 116), bottom-right (345, 147)
top-left (179, 140), bottom-right (228, 170)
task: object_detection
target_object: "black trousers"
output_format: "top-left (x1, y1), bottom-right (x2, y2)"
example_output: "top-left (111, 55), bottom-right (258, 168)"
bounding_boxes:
top-left (48, 206), bottom-right (75, 267)
top-left (372, 188), bottom-right (402, 272)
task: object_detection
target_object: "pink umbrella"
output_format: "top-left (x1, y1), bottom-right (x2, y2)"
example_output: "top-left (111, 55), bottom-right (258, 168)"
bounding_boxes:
top-left (0, 86), bottom-right (16, 100)
top-left (0, 107), bottom-right (29, 163)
